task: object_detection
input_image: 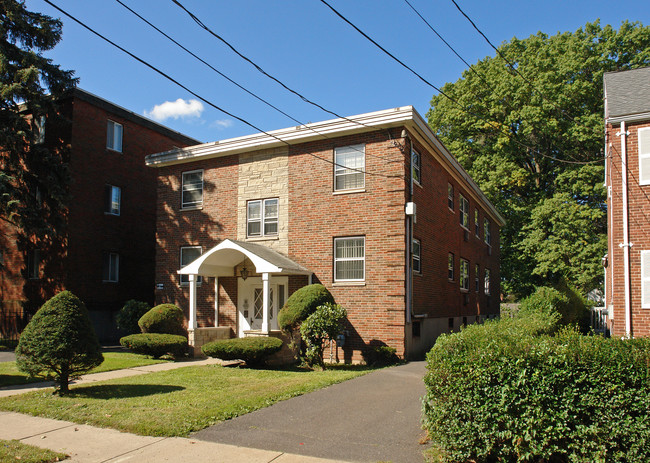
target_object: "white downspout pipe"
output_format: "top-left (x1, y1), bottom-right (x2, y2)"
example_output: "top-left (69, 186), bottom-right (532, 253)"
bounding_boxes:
top-left (617, 121), bottom-right (632, 338)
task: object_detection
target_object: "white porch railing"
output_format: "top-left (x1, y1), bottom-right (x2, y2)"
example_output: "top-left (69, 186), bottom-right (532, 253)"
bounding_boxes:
top-left (590, 306), bottom-right (609, 335)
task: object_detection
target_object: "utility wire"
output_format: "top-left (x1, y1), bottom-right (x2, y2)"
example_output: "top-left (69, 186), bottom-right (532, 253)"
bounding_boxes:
top-left (43, 0), bottom-right (403, 180)
top-left (114, 0), bottom-right (404, 166)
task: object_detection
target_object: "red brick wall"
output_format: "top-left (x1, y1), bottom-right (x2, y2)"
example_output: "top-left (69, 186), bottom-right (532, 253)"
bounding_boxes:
top-left (607, 120), bottom-right (650, 337)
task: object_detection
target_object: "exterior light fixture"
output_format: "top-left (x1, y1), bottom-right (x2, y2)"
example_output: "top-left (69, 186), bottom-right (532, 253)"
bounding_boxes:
top-left (240, 265), bottom-right (249, 280)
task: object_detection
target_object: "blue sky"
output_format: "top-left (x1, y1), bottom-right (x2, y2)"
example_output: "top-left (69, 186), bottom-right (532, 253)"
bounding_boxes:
top-left (26, 0), bottom-right (650, 144)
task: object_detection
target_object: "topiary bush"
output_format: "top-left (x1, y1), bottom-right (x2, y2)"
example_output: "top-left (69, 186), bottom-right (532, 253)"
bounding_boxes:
top-left (15, 291), bottom-right (103, 394)
top-left (423, 315), bottom-right (650, 462)
top-left (119, 333), bottom-right (188, 358)
top-left (300, 303), bottom-right (347, 368)
top-left (278, 284), bottom-right (335, 332)
top-left (519, 282), bottom-right (590, 331)
top-left (138, 304), bottom-right (185, 335)
top-left (201, 337), bottom-right (283, 367)
top-left (116, 300), bottom-right (151, 335)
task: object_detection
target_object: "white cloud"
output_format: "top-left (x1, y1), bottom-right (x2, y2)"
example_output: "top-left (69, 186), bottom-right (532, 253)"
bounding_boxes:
top-left (211, 119), bottom-right (234, 129)
top-left (145, 98), bottom-right (204, 121)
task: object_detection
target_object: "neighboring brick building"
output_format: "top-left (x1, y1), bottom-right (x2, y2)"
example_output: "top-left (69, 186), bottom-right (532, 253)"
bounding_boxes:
top-left (0, 88), bottom-right (199, 341)
top-left (604, 67), bottom-right (650, 338)
top-left (146, 106), bottom-right (504, 360)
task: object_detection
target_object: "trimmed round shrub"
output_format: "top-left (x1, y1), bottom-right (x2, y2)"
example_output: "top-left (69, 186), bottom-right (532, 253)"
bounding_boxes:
top-left (120, 333), bottom-right (188, 358)
top-left (16, 290), bottom-right (103, 394)
top-left (202, 337), bottom-right (283, 367)
top-left (362, 343), bottom-right (399, 366)
top-left (138, 304), bottom-right (185, 335)
top-left (519, 283), bottom-right (590, 331)
top-left (278, 284), bottom-right (335, 331)
top-left (116, 300), bottom-right (151, 335)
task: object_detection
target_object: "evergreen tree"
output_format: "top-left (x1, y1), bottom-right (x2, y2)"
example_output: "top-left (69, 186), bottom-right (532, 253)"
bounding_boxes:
top-left (427, 21), bottom-right (650, 297)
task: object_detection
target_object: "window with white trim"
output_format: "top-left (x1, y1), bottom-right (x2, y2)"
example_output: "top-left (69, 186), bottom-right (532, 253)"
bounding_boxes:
top-left (334, 144), bottom-right (365, 191)
top-left (412, 149), bottom-right (421, 185)
top-left (27, 249), bottom-right (40, 280)
top-left (484, 218), bottom-right (492, 246)
top-left (639, 128), bottom-right (650, 185)
top-left (459, 194), bottom-right (469, 229)
top-left (181, 170), bottom-right (203, 209)
top-left (106, 120), bottom-right (123, 152)
top-left (180, 246), bottom-right (202, 285)
top-left (460, 258), bottom-right (469, 291)
top-left (447, 183), bottom-right (454, 210)
top-left (475, 264), bottom-right (480, 292)
top-left (103, 252), bottom-right (119, 282)
top-left (104, 185), bottom-right (121, 215)
top-left (412, 239), bottom-right (421, 273)
top-left (247, 198), bottom-right (278, 237)
top-left (334, 237), bottom-right (365, 282)
top-left (484, 268), bottom-right (491, 295)
top-left (642, 250), bottom-right (650, 308)
top-left (474, 209), bottom-right (480, 237)
top-left (448, 253), bottom-right (454, 281)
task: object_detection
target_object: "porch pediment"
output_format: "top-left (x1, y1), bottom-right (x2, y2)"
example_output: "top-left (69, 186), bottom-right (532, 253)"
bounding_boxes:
top-left (178, 239), bottom-right (311, 277)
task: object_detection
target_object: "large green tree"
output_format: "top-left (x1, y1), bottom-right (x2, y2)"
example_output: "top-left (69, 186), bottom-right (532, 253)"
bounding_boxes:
top-left (428, 21), bottom-right (650, 297)
top-left (0, 0), bottom-right (77, 241)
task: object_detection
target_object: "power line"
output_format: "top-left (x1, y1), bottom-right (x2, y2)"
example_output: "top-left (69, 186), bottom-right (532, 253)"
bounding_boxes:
top-left (43, 0), bottom-right (403, 180)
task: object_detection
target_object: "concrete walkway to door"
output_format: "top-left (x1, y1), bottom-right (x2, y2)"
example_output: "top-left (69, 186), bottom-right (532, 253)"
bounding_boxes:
top-left (193, 361), bottom-right (430, 463)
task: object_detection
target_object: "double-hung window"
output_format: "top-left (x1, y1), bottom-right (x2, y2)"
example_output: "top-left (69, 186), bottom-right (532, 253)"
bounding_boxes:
top-left (334, 144), bottom-right (365, 191)
top-left (484, 268), bottom-right (491, 295)
top-left (447, 183), bottom-right (454, 210)
top-left (180, 246), bottom-right (202, 285)
top-left (104, 185), bottom-right (121, 215)
top-left (484, 218), bottom-right (492, 246)
top-left (106, 120), bottom-right (123, 152)
top-left (247, 198), bottom-right (278, 237)
top-left (181, 170), bottom-right (203, 209)
top-left (642, 251), bottom-right (650, 308)
top-left (412, 149), bottom-right (421, 185)
top-left (639, 128), bottom-right (650, 185)
top-left (103, 252), bottom-right (119, 282)
top-left (475, 264), bottom-right (480, 292)
top-left (334, 237), bottom-right (365, 282)
top-left (459, 194), bottom-right (469, 229)
top-left (412, 239), bottom-right (421, 273)
top-left (474, 210), bottom-right (480, 237)
top-left (27, 249), bottom-right (40, 280)
top-left (34, 115), bottom-right (46, 144)
top-left (448, 253), bottom-right (454, 281)
top-left (460, 258), bottom-right (469, 291)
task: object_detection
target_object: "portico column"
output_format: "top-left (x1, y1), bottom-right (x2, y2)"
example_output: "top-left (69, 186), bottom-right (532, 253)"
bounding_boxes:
top-left (214, 277), bottom-right (219, 327)
top-left (188, 274), bottom-right (198, 330)
top-left (262, 272), bottom-right (270, 334)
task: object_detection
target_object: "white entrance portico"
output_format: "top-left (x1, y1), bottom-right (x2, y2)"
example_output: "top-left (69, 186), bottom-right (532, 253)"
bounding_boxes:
top-left (178, 239), bottom-right (311, 350)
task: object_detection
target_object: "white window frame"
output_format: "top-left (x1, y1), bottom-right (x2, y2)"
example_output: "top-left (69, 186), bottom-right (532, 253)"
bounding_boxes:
top-left (180, 246), bottom-right (202, 286)
top-left (334, 144), bottom-right (365, 192)
top-left (447, 183), bottom-right (454, 210)
top-left (181, 169), bottom-right (204, 209)
top-left (460, 258), bottom-right (469, 292)
top-left (484, 268), bottom-right (491, 295)
top-left (103, 252), bottom-right (119, 283)
top-left (412, 149), bottom-right (421, 185)
top-left (484, 218), bottom-right (492, 246)
top-left (247, 198), bottom-right (279, 238)
top-left (639, 128), bottom-right (650, 185)
top-left (459, 194), bottom-right (469, 230)
top-left (106, 120), bottom-right (123, 152)
top-left (334, 236), bottom-right (365, 282)
top-left (448, 253), bottom-right (454, 281)
top-left (412, 238), bottom-right (421, 274)
top-left (642, 250), bottom-right (650, 308)
top-left (105, 184), bottom-right (121, 216)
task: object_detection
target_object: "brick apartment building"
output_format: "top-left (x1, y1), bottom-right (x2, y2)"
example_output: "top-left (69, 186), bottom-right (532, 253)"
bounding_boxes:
top-left (146, 106), bottom-right (504, 360)
top-left (604, 67), bottom-right (650, 338)
top-left (0, 88), bottom-right (199, 341)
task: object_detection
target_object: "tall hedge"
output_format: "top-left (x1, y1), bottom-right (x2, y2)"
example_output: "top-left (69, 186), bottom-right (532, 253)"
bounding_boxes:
top-left (278, 284), bottom-right (334, 331)
top-left (423, 314), bottom-right (650, 462)
top-left (16, 291), bottom-right (103, 394)
top-left (138, 304), bottom-right (185, 335)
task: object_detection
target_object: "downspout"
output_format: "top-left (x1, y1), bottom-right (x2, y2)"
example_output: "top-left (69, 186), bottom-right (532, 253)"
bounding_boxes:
top-left (617, 121), bottom-right (632, 338)
top-left (405, 132), bottom-right (413, 326)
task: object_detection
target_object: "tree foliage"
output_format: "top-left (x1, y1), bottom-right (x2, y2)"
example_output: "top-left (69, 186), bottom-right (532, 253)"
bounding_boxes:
top-left (0, 0), bottom-right (77, 240)
top-left (427, 21), bottom-right (650, 296)
top-left (299, 303), bottom-right (346, 368)
top-left (15, 290), bottom-right (103, 394)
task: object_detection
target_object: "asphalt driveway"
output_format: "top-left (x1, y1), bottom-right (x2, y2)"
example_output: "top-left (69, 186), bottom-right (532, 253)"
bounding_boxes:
top-left (193, 361), bottom-right (429, 463)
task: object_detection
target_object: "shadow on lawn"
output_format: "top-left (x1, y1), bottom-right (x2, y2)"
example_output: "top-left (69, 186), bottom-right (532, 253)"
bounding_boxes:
top-left (69, 384), bottom-right (184, 399)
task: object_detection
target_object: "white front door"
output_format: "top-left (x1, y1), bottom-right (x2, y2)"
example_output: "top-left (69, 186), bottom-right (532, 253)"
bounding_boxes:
top-left (238, 277), bottom-right (288, 336)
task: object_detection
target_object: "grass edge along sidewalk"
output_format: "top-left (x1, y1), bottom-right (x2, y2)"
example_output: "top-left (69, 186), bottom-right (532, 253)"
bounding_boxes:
top-left (0, 438), bottom-right (67, 463)
top-left (0, 363), bottom-right (373, 437)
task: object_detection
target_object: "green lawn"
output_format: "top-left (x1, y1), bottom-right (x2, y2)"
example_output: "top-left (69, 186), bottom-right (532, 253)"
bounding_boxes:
top-left (0, 439), bottom-right (67, 463)
top-left (0, 364), bottom-right (372, 437)
top-left (0, 352), bottom-right (169, 388)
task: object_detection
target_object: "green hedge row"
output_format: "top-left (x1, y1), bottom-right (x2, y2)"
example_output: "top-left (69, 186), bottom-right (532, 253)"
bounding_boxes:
top-left (119, 333), bottom-right (188, 358)
top-left (423, 314), bottom-right (650, 462)
top-left (201, 337), bottom-right (283, 367)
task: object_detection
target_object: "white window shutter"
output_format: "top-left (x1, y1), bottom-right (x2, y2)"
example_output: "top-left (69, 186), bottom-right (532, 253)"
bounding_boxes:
top-left (639, 128), bottom-right (650, 185)
top-left (642, 250), bottom-right (650, 308)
